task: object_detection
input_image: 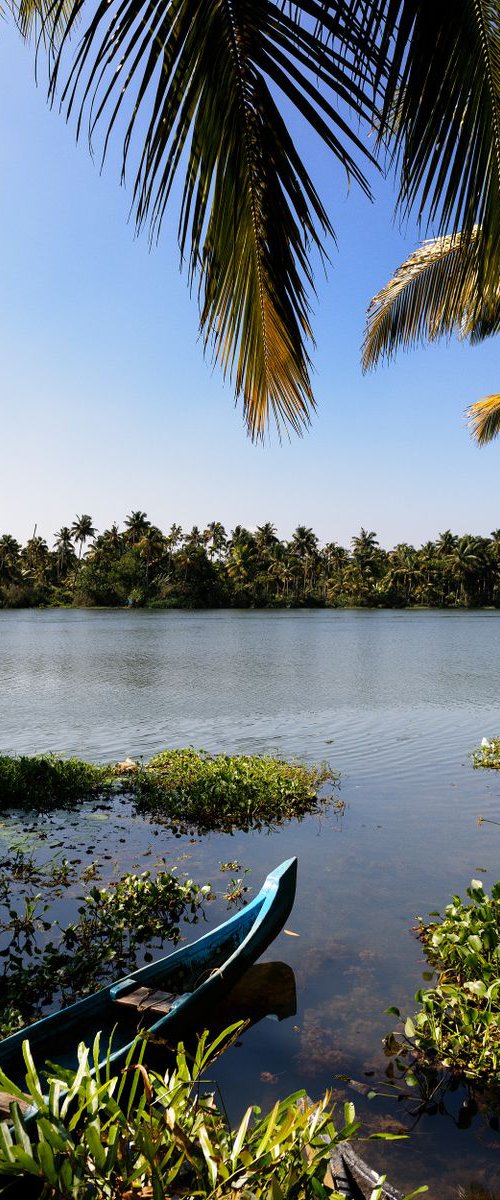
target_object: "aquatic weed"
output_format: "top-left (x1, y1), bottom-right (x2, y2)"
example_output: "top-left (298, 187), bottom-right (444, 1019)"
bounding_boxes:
top-left (0, 754), bottom-right (115, 811)
top-left (386, 879), bottom-right (500, 1082)
top-left (135, 748), bottom-right (337, 833)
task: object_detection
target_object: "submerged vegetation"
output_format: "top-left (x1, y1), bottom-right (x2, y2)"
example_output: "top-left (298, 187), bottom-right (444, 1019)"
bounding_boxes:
top-left (386, 880), bottom-right (500, 1082)
top-left (3, 518), bottom-right (500, 609)
top-left (0, 847), bottom-right (211, 1038)
top-left (0, 750), bottom-right (336, 832)
top-left (0, 1029), bottom-right (423, 1200)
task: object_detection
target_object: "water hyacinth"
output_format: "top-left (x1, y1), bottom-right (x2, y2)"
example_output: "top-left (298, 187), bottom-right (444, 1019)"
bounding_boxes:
top-left (386, 879), bottom-right (500, 1082)
top-left (472, 737), bottom-right (500, 769)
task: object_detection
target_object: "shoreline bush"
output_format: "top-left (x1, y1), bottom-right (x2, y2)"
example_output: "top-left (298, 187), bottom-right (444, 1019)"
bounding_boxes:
top-left (0, 1030), bottom-right (424, 1199)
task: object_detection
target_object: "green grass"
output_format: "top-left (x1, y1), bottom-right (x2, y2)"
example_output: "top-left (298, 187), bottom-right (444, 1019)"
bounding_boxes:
top-left (0, 1030), bottom-right (425, 1200)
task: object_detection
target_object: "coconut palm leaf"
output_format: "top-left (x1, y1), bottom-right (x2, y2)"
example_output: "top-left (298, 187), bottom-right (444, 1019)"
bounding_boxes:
top-left (10, 0), bottom-right (76, 44)
top-left (467, 394), bottom-right (500, 445)
top-left (363, 231), bottom-right (500, 444)
top-left (40, 0), bottom-right (380, 439)
top-left (362, 229), bottom-right (500, 368)
top-left (363, 0), bottom-right (500, 304)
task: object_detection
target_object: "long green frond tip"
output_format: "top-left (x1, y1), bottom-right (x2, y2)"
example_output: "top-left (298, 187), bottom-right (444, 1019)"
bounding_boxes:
top-left (371, 0), bottom-right (500, 296)
top-left (10, 0), bottom-right (76, 45)
top-left (42, 0), bottom-right (380, 441)
top-left (467, 394), bottom-right (500, 445)
top-left (362, 229), bottom-right (500, 369)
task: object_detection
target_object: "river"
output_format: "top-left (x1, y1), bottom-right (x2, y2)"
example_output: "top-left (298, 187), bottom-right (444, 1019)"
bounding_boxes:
top-left (1, 607), bottom-right (500, 1195)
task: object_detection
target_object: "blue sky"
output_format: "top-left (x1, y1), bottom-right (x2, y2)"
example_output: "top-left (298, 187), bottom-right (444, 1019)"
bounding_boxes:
top-left (0, 19), bottom-right (498, 551)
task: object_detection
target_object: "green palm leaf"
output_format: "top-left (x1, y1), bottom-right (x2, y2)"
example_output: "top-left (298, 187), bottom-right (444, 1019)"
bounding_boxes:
top-left (467, 394), bottom-right (500, 444)
top-left (41, 0), bottom-right (379, 439)
top-left (10, 0), bottom-right (76, 44)
top-left (363, 230), bottom-right (500, 444)
top-left (362, 229), bottom-right (500, 368)
top-left (366, 0), bottom-right (500, 302)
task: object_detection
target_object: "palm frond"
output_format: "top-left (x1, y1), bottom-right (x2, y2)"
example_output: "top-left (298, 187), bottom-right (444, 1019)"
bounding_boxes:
top-left (362, 229), bottom-right (500, 369)
top-left (9, 0), bottom-right (76, 45)
top-left (467, 394), bottom-right (500, 445)
top-left (361, 0), bottom-right (500, 301)
top-left (44, 0), bottom-right (380, 439)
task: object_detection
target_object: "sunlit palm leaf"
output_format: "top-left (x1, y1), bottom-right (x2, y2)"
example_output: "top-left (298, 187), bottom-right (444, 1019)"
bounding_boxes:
top-left (467, 394), bottom-right (500, 445)
top-left (43, 0), bottom-right (379, 439)
top-left (362, 229), bottom-right (500, 368)
top-left (361, 0), bottom-right (500, 302)
top-left (10, 0), bottom-right (76, 44)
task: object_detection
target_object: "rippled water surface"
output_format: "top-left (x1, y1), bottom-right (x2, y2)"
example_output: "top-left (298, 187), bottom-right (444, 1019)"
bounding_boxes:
top-left (1, 607), bottom-right (500, 1195)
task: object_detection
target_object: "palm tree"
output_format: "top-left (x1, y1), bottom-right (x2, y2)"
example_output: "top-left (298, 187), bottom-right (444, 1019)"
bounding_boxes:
top-left (184, 526), bottom-right (204, 550)
top-left (351, 529), bottom-right (378, 558)
top-left (94, 523), bottom-right (123, 557)
top-left (15, 0), bottom-right (499, 439)
top-left (255, 523), bottom-right (278, 550)
top-left (124, 511), bottom-right (151, 544)
top-left (21, 536), bottom-right (51, 586)
top-left (71, 514), bottom-right (96, 560)
top-left (0, 534), bottom-right (21, 584)
top-left (53, 526), bottom-right (75, 579)
top-left (227, 527), bottom-right (255, 552)
top-left (203, 522), bottom-right (227, 559)
top-left (435, 531), bottom-right (458, 557)
top-left (136, 525), bottom-right (165, 585)
top-left (450, 536), bottom-right (491, 606)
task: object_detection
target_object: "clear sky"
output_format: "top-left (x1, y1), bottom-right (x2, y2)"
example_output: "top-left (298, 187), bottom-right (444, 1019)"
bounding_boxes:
top-left (0, 19), bottom-right (498, 551)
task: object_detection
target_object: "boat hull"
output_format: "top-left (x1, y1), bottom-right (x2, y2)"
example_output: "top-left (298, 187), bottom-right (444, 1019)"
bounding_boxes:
top-left (0, 857), bottom-right (297, 1085)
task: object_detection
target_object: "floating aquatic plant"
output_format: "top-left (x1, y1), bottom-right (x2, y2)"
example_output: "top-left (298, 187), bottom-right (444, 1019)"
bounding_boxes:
top-left (0, 750), bottom-right (338, 834)
top-left (0, 865), bottom-right (212, 1038)
top-left (385, 879), bottom-right (500, 1082)
top-left (135, 748), bottom-right (337, 833)
top-left (472, 738), bottom-right (500, 770)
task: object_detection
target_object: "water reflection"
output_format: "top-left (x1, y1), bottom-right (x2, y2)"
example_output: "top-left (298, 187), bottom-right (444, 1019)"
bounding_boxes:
top-left (2, 609), bottom-right (500, 1194)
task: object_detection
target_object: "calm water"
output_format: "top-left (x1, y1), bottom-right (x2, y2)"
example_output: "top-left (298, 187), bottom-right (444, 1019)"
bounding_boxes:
top-left (1, 607), bottom-right (500, 1196)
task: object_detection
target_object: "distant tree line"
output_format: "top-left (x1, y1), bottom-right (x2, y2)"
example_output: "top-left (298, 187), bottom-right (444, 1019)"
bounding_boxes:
top-left (2, 515), bottom-right (500, 610)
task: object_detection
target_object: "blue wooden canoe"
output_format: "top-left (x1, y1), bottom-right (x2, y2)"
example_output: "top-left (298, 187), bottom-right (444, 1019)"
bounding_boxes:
top-left (0, 857), bottom-right (297, 1089)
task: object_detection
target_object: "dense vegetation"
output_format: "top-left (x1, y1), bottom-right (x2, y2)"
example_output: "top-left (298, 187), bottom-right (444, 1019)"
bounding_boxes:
top-left (0, 1030), bottom-right (419, 1200)
top-left (136, 749), bottom-right (334, 833)
top-left (0, 847), bottom-right (211, 1038)
top-left (472, 738), bottom-right (500, 769)
top-left (386, 880), bottom-right (500, 1082)
top-left (3, 515), bottom-right (500, 610)
top-left (0, 750), bottom-right (335, 831)
top-left (0, 756), bottom-right (114, 810)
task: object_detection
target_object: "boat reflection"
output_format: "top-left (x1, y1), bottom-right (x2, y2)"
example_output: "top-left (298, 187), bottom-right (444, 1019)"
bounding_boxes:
top-left (208, 960), bottom-right (297, 1031)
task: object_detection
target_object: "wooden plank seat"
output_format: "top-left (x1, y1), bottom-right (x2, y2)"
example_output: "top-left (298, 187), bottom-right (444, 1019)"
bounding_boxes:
top-left (114, 987), bottom-right (182, 1016)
